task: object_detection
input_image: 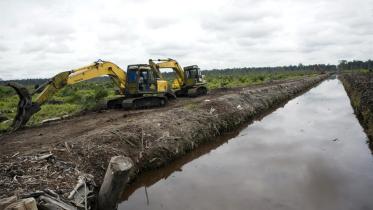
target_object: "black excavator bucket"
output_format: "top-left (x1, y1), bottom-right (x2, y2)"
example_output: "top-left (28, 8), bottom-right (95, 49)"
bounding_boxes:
top-left (6, 82), bottom-right (41, 131)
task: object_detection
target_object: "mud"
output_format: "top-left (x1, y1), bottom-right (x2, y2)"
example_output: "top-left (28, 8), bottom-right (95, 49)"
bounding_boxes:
top-left (0, 75), bottom-right (328, 199)
top-left (340, 73), bottom-right (373, 148)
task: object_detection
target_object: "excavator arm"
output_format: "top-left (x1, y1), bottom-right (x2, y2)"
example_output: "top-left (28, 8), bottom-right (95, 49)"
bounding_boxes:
top-left (149, 59), bottom-right (185, 89)
top-left (6, 60), bottom-right (127, 131)
top-left (149, 58), bottom-right (208, 97)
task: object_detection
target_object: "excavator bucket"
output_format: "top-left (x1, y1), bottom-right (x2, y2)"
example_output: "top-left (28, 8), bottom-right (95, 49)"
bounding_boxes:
top-left (6, 82), bottom-right (40, 131)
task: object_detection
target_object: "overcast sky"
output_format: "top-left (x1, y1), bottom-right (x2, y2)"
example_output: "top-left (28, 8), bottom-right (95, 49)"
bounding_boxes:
top-left (0, 0), bottom-right (372, 79)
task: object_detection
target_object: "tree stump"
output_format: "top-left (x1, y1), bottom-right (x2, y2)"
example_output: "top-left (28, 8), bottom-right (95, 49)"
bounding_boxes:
top-left (98, 156), bottom-right (133, 210)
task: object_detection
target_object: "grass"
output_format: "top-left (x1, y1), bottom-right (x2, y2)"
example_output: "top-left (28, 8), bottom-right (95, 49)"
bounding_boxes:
top-left (0, 82), bottom-right (112, 132)
top-left (340, 69), bottom-right (370, 74)
top-left (204, 70), bottom-right (317, 89)
top-left (0, 70), bottom-right (321, 131)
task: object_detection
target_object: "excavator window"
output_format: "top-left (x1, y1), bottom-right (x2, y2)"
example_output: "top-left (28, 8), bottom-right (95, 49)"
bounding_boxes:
top-left (186, 69), bottom-right (198, 79)
top-left (127, 69), bottom-right (138, 83)
top-left (139, 69), bottom-right (157, 91)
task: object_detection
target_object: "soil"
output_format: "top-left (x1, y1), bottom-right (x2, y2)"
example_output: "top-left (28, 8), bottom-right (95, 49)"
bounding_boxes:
top-left (340, 72), bottom-right (373, 147)
top-left (0, 75), bottom-right (328, 199)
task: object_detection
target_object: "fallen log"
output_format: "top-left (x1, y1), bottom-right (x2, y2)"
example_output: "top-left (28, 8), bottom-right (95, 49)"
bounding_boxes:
top-left (3, 197), bottom-right (37, 210)
top-left (0, 196), bottom-right (17, 210)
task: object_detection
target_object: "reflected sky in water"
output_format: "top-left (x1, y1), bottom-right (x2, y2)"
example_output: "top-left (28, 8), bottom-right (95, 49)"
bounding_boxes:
top-left (120, 78), bottom-right (373, 210)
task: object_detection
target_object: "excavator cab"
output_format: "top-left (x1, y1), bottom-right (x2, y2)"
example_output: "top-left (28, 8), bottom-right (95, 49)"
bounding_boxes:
top-left (184, 65), bottom-right (205, 86)
top-left (114, 64), bottom-right (174, 109)
top-left (125, 64), bottom-right (168, 96)
top-left (149, 58), bottom-right (208, 97)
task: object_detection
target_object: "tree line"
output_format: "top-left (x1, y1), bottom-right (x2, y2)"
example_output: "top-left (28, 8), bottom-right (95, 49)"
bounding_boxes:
top-left (338, 59), bottom-right (373, 71)
top-left (2, 60), bottom-right (372, 86)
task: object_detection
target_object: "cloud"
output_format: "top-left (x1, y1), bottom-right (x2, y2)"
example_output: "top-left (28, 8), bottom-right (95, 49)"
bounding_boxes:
top-left (0, 0), bottom-right (372, 79)
top-left (147, 42), bottom-right (196, 57)
top-left (145, 17), bottom-right (178, 29)
top-left (0, 43), bottom-right (9, 52)
top-left (21, 41), bottom-right (45, 53)
top-left (21, 37), bottom-right (73, 54)
top-left (28, 21), bottom-right (75, 41)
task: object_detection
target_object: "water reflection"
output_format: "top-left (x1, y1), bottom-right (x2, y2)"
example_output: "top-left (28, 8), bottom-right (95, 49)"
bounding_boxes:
top-left (119, 79), bottom-right (373, 210)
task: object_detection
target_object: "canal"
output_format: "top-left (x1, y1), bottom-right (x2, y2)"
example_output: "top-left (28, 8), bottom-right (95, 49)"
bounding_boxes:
top-left (119, 78), bottom-right (373, 210)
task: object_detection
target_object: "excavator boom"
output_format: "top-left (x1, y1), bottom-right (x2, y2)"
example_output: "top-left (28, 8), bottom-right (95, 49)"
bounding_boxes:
top-left (6, 60), bottom-right (127, 131)
top-left (149, 59), bottom-right (185, 89)
top-left (148, 58), bottom-right (208, 97)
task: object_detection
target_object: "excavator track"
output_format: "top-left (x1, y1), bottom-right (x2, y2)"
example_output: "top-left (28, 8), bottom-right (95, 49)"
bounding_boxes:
top-left (108, 96), bottom-right (168, 109)
top-left (176, 86), bottom-right (208, 97)
top-left (120, 96), bottom-right (168, 109)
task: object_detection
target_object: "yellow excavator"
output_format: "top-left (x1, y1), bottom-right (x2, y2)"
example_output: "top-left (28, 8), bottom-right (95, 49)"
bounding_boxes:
top-left (148, 59), bottom-right (208, 97)
top-left (6, 60), bottom-right (175, 131)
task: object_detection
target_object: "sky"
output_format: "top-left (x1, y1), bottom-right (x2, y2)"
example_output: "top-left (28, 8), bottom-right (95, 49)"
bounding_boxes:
top-left (0, 0), bottom-right (372, 79)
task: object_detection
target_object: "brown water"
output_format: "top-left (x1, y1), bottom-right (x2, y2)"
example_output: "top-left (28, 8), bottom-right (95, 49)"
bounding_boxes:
top-left (119, 78), bottom-right (373, 210)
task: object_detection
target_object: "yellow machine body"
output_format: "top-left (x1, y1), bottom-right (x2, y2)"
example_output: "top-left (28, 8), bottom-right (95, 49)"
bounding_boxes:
top-left (148, 58), bottom-right (208, 97)
top-left (157, 80), bottom-right (168, 92)
top-left (7, 60), bottom-right (173, 130)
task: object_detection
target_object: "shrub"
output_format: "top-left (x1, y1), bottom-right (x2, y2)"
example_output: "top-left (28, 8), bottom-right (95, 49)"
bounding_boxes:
top-left (94, 88), bottom-right (108, 101)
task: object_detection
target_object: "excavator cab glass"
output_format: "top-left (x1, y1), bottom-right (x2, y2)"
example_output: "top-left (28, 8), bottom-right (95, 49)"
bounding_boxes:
top-left (126, 65), bottom-right (167, 95)
top-left (138, 70), bottom-right (157, 91)
top-left (184, 65), bottom-right (204, 85)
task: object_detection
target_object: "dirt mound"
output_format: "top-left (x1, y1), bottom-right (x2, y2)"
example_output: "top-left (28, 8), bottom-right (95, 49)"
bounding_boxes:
top-left (340, 72), bottom-right (373, 146)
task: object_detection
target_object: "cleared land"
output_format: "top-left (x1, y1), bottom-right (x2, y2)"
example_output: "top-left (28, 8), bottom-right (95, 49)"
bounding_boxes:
top-left (0, 70), bottom-right (317, 131)
top-left (0, 74), bottom-right (327, 199)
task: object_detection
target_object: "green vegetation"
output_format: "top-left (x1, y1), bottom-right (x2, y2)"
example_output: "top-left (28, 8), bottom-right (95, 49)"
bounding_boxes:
top-left (0, 69), bottom-right (322, 131)
top-left (0, 81), bottom-right (114, 131)
top-left (338, 59), bottom-right (373, 71)
top-left (203, 70), bottom-right (316, 89)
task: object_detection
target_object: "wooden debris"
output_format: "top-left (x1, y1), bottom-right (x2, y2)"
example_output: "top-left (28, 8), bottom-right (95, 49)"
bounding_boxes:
top-left (64, 142), bottom-right (71, 153)
top-left (109, 130), bottom-right (136, 147)
top-left (38, 195), bottom-right (77, 210)
top-left (35, 154), bottom-right (53, 161)
top-left (67, 175), bottom-right (95, 208)
top-left (4, 197), bottom-right (37, 210)
top-left (0, 196), bottom-right (17, 210)
top-left (10, 153), bottom-right (19, 158)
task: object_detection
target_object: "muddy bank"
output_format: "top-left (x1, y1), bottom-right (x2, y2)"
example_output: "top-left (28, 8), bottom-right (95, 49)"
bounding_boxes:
top-left (0, 74), bottom-right (328, 201)
top-left (340, 72), bottom-right (373, 146)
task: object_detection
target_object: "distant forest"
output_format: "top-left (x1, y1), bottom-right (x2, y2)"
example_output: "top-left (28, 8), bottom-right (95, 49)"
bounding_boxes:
top-left (201, 63), bottom-right (336, 77)
top-left (338, 59), bottom-right (373, 70)
top-left (1, 60), bottom-right (371, 86)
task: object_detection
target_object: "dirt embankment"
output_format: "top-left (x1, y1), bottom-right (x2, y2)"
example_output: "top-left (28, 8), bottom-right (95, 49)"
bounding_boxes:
top-left (340, 73), bottom-right (373, 146)
top-left (0, 75), bottom-right (328, 199)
